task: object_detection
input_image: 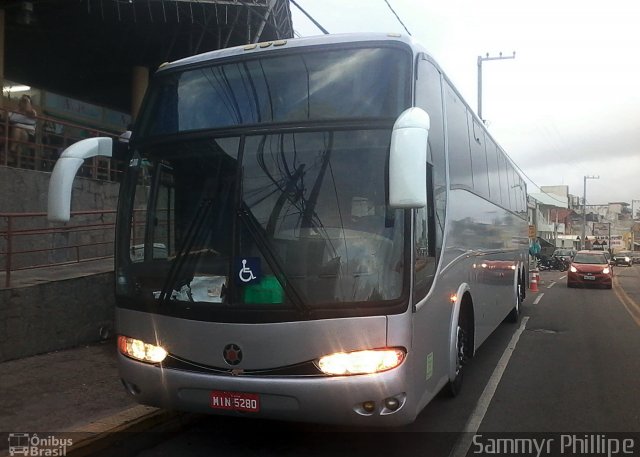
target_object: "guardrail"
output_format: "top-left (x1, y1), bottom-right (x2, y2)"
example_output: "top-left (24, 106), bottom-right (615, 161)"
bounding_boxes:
top-left (0, 210), bottom-right (117, 288)
top-left (0, 107), bottom-right (125, 181)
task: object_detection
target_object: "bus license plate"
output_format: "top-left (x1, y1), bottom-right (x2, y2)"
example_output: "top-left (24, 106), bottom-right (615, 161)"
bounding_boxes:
top-left (584, 275), bottom-right (595, 280)
top-left (210, 390), bottom-right (260, 412)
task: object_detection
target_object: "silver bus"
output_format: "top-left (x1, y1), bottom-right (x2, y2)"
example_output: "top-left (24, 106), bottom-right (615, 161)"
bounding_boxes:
top-left (48, 33), bottom-right (529, 426)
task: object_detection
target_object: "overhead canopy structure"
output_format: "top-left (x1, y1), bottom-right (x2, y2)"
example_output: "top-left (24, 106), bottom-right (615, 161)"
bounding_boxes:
top-left (2, 0), bottom-right (293, 113)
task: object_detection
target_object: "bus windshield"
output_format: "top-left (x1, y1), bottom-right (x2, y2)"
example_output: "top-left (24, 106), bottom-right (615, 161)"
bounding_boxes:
top-left (136, 46), bottom-right (410, 137)
top-left (118, 129), bottom-right (407, 315)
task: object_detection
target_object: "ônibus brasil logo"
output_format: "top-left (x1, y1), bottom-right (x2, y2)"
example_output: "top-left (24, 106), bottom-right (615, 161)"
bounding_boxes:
top-left (8, 433), bottom-right (73, 456)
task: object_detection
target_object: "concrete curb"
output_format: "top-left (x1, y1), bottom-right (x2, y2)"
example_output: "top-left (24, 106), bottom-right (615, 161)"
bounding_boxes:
top-left (64, 406), bottom-right (201, 457)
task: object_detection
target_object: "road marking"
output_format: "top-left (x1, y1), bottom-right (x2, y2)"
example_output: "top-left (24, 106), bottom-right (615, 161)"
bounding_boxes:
top-left (613, 275), bottom-right (640, 327)
top-left (533, 293), bottom-right (544, 305)
top-left (547, 281), bottom-right (556, 289)
top-left (448, 316), bottom-right (530, 457)
top-left (559, 275), bottom-right (567, 280)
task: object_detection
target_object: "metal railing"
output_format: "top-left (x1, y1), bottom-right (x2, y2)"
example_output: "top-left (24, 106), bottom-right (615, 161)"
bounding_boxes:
top-left (0, 210), bottom-right (117, 288)
top-left (0, 107), bottom-right (125, 182)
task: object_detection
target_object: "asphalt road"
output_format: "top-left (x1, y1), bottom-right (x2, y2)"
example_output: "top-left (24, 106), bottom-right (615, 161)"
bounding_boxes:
top-left (117, 266), bottom-right (640, 457)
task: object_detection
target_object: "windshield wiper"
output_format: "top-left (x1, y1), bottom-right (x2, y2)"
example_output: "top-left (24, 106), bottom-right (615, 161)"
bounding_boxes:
top-left (157, 197), bottom-right (213, 304)
top-left (237, 204), bottom-right (309, 317)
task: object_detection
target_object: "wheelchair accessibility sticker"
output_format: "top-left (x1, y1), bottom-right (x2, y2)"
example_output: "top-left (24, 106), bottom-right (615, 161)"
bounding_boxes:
top-left (235, 257), bottom-right (261, 285)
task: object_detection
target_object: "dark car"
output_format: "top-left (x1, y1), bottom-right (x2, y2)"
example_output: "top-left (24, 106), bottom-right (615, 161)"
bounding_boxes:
top-left (612, 251), bottom-right (633, 267)
top-left (552, 248), bottom-right (576, 263)
top-left (567, 250), bottom-right (612, 289)
top-left (631, 252), bottom-right (640, 264)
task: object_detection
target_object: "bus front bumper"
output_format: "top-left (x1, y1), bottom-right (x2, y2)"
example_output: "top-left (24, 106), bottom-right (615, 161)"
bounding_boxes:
top-left (118, 353), bottom-right (416, 427)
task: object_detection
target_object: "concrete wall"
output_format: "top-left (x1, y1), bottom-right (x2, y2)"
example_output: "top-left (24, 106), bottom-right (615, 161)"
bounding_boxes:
top-left (0, 167), bottom-right (119, 361)
top-left (0, 166), bottom-right (120, 269)
top-left (0, 166), bottom-right (120, 213)
top-left (0, 272), bottom-right (115, 362)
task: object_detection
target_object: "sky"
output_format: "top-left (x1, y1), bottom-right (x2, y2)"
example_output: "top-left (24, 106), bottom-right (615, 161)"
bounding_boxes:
top-left (289, 0), bottom-right (640, 207)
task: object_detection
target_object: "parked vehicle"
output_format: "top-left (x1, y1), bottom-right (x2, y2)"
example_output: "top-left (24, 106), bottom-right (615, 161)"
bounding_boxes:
top-left (567, 250), bottom-right (613, 289)
top-left (45, 33), bottom-right (530, 427)
top-left (632, 252), bottom-right (640, 264)
top-left (538, 254), bottom-right (569, 272)
top-left (612, 251), bottom-right (633, 267)
top-left (552, 248), bottom-right (576, 263)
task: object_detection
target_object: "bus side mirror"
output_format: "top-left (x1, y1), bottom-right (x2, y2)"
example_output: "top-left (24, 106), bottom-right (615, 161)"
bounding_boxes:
top-left (47, 137), bottom-right (113, 222)
top-left (388, 107), bottom-right (430, 208)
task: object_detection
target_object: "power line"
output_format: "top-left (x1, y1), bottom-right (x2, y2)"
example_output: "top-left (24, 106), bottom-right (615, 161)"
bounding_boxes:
top-left (289, 0), bottom-right (329, 35)
top-left (383, 0), bottom-right (411, 36)
top-left (504, 155), bottom-right (569, 206)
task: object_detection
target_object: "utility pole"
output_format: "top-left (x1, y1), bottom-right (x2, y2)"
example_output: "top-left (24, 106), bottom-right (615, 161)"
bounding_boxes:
top-left (582, 175), bottom-right (599, 250)
top-left (477, 51), bottom-right (516, 121)
top-left (631, 199), bottom-right (640, 251)
top-left (632, 199), bottom-right (640, 220)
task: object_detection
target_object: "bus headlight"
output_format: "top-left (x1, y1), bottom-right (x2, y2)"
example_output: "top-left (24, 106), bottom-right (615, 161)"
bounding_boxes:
top-left (118, 335), bottom-right (168, 363)
top-left (316, 348), bottom-right (405, 375)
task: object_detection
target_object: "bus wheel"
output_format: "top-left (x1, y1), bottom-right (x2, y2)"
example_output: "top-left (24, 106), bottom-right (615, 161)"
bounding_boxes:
top-left (446, 321), bottom-right (467, 397)
top-left (507, 281), bottom-right (522, 323)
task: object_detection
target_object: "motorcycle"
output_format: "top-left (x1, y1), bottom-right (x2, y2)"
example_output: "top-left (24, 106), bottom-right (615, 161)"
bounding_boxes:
top-left (537, 255), bottom-right (569, 272)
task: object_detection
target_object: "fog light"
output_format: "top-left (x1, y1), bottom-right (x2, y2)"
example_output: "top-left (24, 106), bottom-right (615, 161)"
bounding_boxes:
top-left (362, 401), bottom-right (376, 413)
top-left (384, 397), bottom-right (400, 411)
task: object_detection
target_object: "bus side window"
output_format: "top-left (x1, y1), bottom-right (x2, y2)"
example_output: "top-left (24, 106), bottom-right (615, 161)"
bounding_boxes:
top-left (486, 139), bottom-right (502, 205)
top-left (469, 115), bottom-right (489, 198)
top-left (415, 56), bottom-right (446, 253)
top-left (413, 164), bottom-right (436, 302)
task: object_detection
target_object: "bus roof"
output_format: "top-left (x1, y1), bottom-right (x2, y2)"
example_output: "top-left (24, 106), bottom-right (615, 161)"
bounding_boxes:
top-left (158, 32), bottom-right (422, 72)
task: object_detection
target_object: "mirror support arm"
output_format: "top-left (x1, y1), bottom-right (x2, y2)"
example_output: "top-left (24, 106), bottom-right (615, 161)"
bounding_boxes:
top-left (47, 137), bottom-right (113, 222)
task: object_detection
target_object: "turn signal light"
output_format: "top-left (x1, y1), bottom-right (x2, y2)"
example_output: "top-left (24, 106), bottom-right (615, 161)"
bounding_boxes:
top-left (118, 335), bottom-right (167, 364)
top-left (316, 348), bottom-right (405, 375)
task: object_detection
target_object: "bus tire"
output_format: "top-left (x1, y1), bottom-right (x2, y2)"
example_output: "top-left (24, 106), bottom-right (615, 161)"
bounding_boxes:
top-left (507, 280), bottom-right (522, 323)
top-left (446, 307), bottom-right (471, 397)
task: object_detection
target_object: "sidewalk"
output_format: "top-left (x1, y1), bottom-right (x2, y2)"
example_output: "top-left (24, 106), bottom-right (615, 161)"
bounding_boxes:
top-left (0, 341), bottom-right (179, 456)
top-left (1, 258), bottom-right (114, 290)
top-left (0, 341), bottom-right (134, 433)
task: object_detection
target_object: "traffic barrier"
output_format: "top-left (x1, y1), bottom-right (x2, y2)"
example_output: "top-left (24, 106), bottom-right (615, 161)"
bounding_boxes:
top-left (529, 269), bottom-right (539, 292)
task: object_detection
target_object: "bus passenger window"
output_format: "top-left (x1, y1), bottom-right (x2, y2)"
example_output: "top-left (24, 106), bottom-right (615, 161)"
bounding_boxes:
top-left (445, 86), bottom-right (473, 190)
top-left (413, 164), bottom-right (436, 302)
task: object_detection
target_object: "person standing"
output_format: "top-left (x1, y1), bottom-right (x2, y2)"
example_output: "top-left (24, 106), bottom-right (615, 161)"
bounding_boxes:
top-left (529, 238), bottom-right (541, 260)
top-left (8, 94), bottom-right (37, 156)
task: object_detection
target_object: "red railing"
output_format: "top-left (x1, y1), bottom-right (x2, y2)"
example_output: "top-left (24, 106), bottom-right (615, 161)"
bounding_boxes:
top-left (0, 107), bottom-right (125, 181)
top-left (0, 210), bottom-right (117, 288)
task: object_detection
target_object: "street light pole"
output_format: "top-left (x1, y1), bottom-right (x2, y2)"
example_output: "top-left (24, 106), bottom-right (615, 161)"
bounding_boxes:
top-left (582, 175), bottom-right (599, 250)
top-left (477, 51), bottom-right (516, 121)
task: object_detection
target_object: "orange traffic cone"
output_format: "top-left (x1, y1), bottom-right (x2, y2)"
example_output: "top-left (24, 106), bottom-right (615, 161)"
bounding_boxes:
top-left (530, 269), bottom-right (539, 292)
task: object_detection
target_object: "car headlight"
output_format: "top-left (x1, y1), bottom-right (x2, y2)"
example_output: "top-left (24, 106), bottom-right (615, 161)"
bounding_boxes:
top-left (118, 335), bottom-right (168, 363)
top-left (625, 257), bottom-right (630, 262)
top-left (603, 267), bottom-right (610, 274)
top-left (316, 348), bottom-right (406, 375)
top-left (570, 266), bottom-right (577, 273)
